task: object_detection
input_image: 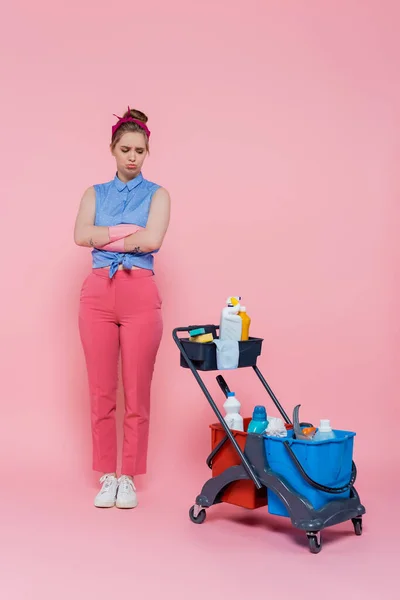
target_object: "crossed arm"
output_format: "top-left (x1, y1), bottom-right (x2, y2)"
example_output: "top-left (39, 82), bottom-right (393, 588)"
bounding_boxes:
top-left (74, 185), bottom-right (171, 254)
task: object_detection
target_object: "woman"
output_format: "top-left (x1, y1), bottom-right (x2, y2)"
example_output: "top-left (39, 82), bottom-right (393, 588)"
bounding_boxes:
top-left (74, 107), bottom-right (170, 509)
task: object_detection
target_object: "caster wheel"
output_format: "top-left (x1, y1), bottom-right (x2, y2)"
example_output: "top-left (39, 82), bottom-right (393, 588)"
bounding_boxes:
top-left (352, 517), bottom-right (363, 536)
top-left (307, 532), bottom-right (322, 554)
top-left (189, 505), bottom-right (207, 524)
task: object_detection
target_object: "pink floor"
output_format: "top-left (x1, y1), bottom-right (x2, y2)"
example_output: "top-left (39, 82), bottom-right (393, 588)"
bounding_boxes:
top-left (2, 464), bottom-right (397, 599)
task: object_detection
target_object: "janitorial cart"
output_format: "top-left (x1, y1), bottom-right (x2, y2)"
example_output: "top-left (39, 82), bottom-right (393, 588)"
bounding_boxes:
top-left (172, 325), bottom-right (366, 554)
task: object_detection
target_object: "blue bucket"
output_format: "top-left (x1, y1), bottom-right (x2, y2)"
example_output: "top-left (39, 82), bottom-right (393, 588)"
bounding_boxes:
top-left (264, 429), bottom-right (355, 517)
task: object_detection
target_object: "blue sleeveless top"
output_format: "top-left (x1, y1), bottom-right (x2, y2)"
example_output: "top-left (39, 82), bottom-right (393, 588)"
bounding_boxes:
top-left (92, 172), bottom-right (161, 278)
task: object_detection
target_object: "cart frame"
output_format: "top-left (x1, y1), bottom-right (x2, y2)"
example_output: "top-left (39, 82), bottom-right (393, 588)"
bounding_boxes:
top-left (172, 325), bottom-right (366, 553)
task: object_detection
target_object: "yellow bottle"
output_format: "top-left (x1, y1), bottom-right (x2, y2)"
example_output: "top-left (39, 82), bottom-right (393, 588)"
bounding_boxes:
top-left (239, 306), bottom-right (251, 341)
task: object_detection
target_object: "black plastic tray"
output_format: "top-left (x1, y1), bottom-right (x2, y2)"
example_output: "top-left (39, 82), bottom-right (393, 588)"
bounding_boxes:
top-left (179, 336), bottom-right (263, 371)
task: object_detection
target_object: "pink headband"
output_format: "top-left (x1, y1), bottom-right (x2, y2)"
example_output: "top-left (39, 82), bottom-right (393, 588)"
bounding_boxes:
top-left (111, 106), bottom-right (151, 138)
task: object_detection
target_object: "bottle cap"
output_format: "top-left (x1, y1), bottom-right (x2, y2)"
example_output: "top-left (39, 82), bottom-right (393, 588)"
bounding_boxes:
top-left (227, 392), bottom-right (235, 397)
top-left (319, 419), bottom-right (332, 432)
top-left (226, 296), bottom-right (241, 305)
top-left (252, 405), bottom-right (267, 420)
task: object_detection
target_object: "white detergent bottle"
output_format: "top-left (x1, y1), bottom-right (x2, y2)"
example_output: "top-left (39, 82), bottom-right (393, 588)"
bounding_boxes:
top-left (223, 392), bottom-right (244, 431)
top-left (313, 419), bottom-right (336, 441)
top-left (219, 304), bottom-right (242, 341)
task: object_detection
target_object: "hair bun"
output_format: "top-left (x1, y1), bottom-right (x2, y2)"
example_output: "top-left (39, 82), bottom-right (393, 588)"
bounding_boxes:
top-left (123, 108), bottom-right (148, 124)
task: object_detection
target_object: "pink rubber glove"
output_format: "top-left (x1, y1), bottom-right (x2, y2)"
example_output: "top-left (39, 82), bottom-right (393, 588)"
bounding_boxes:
top-left (102, 224), bottom-right (143, 252)
top-left (101, 238), bottom-right (126, 252)
top-left (108, 224), bottom-right (143, 243)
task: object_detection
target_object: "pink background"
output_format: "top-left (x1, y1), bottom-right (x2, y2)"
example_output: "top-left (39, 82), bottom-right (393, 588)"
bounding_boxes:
top-left (1, 0), bottom-right (399, 597)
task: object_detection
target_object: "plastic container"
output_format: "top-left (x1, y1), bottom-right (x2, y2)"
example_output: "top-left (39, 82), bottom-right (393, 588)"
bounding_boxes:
top-left (247, 406), bottom-right (268, 434)
top-left (210, 419), bottom-right (267, 508)
top-left (238, 307), bottom-right (251, 341)
top-left (180, 336), bottom-right (263, 371)
top-left (219, 304), bottom-right (242, 341)
top-left (209, 419), bottom-right (293, 509)
top-left (264, 429), bottom-right (355, 517)
top-left (313, 419), bottom-right (335, 441)
top-left (223, 392), bottom-right (244, 431)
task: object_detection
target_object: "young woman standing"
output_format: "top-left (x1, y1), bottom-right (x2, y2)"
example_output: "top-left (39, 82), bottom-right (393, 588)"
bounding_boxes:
top-left (74, 107), bottom-right (170, 508)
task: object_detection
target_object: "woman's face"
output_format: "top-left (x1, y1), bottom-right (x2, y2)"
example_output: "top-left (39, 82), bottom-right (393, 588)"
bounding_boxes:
top-left (111, 131), bottom-right (148, 180)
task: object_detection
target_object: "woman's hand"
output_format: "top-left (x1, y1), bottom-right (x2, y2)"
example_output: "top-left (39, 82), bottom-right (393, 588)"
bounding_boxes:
top-left (101, 224), bottom-right (144, 252)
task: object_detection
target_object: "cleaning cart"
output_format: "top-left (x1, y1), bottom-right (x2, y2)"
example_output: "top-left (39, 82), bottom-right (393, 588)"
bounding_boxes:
top-left (172, 325), bottom-right (366, 554)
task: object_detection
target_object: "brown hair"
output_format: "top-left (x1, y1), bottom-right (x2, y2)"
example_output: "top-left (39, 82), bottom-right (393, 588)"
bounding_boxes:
top-left (110, 108), bottom-right (150, 151)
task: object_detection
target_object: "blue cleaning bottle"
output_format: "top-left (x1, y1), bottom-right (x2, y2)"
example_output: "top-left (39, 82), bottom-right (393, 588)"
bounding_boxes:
top-left (247, 405), bottom-right (268, 434)
top-left (313, 419), bottom-right (336, 441)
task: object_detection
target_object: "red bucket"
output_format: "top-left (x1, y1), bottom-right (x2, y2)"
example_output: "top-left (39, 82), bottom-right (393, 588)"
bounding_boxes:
top-left (210, 418), bottom-right (293, 509)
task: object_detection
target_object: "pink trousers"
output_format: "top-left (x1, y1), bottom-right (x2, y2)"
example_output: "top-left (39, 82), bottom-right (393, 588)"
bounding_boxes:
top-left (79, 268), bottom-right (163, 476)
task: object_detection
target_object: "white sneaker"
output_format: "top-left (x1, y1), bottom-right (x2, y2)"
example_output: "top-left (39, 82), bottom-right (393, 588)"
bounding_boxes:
top-left (94, 474), bottom-right (118, 508)
top-left (116, 476), bottom-right (138, 509)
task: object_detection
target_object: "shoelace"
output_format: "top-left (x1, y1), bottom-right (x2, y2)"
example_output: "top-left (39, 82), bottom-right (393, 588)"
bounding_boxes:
top-left (118, 476), bottom-right (136, 494)
top-left (99, 474), bottom-right (116, 495)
